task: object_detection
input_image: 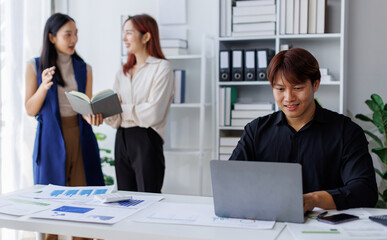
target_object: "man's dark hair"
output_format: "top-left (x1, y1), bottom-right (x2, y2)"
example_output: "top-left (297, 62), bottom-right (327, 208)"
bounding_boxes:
top-left (267, 48), bottom-right (321, 86)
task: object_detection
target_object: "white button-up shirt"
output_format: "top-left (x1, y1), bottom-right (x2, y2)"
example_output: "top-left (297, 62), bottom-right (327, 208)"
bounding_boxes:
top-left (105, 56), bottom-right (174, 140)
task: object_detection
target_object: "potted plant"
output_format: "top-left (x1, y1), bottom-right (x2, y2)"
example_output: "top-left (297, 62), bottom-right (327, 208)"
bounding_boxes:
top-left (355, 94), bottom-right (387, 208)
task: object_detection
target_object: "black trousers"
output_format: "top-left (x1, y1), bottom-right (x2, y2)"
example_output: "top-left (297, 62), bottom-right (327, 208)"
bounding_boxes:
top-left (115, 127), bottom-right (165, 193)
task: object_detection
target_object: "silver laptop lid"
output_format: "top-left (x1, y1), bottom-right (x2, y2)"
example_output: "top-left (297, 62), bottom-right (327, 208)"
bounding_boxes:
top-left (210, 160), bottom-right (304, 223)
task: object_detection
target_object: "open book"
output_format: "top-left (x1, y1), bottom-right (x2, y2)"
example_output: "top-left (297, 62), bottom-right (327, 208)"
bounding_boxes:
top-left (65, 89), bottom-right (122, 118)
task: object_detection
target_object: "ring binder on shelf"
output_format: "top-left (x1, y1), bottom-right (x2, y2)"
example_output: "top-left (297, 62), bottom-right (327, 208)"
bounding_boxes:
top-left (256, 49), bottom-right (275, 81)
top-left (244, 50), bottom-right (256, 81)
top-left (219, 50), bottom-right (231, 81)
top-left (173, 69), bottom-right (186, 104)
top-left (232, 50), bottom-right (244, 81)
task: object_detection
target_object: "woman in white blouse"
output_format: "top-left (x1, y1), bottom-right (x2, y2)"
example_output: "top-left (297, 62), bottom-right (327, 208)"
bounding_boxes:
top-left (105, 14), bottom-right (174, 193)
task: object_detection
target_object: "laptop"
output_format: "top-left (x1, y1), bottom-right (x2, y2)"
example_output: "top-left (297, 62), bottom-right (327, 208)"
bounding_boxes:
top-left (210, 160), bottom-right (305, 223)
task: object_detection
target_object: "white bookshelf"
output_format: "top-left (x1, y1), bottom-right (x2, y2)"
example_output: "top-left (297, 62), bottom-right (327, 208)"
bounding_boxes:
top-left (216, 0), bottom-right (348, 159)
top-left (163, 35), bottom-right (215, 196)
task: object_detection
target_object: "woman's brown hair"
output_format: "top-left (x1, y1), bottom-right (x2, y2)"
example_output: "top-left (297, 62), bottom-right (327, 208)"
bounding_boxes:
top-left (122, 14), bottom-right (165, 75)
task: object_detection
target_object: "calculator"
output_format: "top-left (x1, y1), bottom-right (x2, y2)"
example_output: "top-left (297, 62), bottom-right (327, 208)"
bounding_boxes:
top-left (94, 193), bottom-right (132, 203)
top-left (369, 215), bottom-right (387, 226)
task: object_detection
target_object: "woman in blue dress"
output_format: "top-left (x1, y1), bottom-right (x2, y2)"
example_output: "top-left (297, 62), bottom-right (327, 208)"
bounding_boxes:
top-left (25, 13), bottom-right (104, 188)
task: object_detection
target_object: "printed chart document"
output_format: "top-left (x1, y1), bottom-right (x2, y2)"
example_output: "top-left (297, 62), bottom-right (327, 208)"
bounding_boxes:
top-left (0, 197), bottom-right (57, 216)
top-left (287, 208), bottom-right (387, 240)
top-left (134, 202), bottom-right (275, 230)
top-left (26, 184), bottom-right (114, 200)
top-left (29, 191), bottom-right (164, 224)
top-left (88, 195), bottom-right (164, 209)
top-left (65, 89), bottom-right (122, 118)
top-left (30, 204), bottom-right (136, 224)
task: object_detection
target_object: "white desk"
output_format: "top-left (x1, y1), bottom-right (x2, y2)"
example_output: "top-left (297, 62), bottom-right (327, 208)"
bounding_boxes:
top-left (0, 187), bottom-right (386, 240)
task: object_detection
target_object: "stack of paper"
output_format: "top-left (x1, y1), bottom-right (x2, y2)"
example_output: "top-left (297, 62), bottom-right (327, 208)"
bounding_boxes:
top-left (319, 68), bottom-right (335, 82)
top-left (161, 39), bottom-right (188, 56)
top-left (232, 0), bottom-right (276, 37)
top-left (0, 185), bottom-right (163, 225)
top-left (219, 137), bottom-right (240, 160)
top-left (231, 102), bottom-right (274, 127)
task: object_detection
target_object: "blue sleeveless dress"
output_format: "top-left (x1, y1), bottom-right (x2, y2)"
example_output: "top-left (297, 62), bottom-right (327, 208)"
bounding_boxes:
top-left (33, 56), bottom-right (104, 186)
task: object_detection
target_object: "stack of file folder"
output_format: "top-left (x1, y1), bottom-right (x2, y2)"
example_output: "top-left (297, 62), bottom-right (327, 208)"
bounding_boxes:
top-left (231, 102), bottom-right (274, 127)
top-left (219, 48), bottom-right (275, 81)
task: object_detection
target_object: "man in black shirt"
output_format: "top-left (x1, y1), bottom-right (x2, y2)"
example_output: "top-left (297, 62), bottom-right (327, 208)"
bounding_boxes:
top-left (230, 48), bottom-right (377, 213)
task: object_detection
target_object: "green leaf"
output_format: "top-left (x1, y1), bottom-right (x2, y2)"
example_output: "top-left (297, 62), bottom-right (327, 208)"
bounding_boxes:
top-left (99, 148), bottom-right (111, 154)
top-left (366, 99), bottom-right (381, 112)
top-left (371, 94), bottom-right (384, 109)
top-left (378, 191), bottom-right (384, 199)
top-left (383, 189), bottom-right (387, 202)
top-left (104, 175), bottom-right (114, 185)
top-left (364, 130), bottom-right (383, 148)
top-left (373, 111), bottom-right (385, 134)
top-left (372, 147), bottom-right (387, 164)
top-left (375, 199), bottom-right (386, 208)
top-left (100, 156), bottom-right (109, 163)
top-left (383, 110), bottom-right (387, 134)
top-left (355, 114), bottom-right (373, 123)
top-left (101, 156), bottom-right (115, 166)
top-left (95, 133), bottom-right (107, 141)
top-left (375, 168), bottom-right (384, 179)
top-left (384, 103), bottom-right (387, 111)
top-left (374, 168), bottom-right (387, 180)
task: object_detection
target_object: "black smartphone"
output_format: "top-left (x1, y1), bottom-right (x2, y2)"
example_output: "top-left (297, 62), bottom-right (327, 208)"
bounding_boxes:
top-left (317, 213), bottom-right (359, 224)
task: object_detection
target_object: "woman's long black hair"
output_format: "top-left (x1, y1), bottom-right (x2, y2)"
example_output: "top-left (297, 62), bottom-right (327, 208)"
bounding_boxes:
top-left (39, 13), bottom-right (83, 87)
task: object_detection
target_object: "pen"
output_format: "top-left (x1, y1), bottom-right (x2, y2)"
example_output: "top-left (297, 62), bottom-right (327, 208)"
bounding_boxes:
top-left (317, 211), bottom-right (328, 219)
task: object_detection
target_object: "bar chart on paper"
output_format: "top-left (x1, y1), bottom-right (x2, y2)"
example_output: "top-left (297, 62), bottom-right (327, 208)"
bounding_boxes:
top-left (29, 184), bottom-right (114, 200)
top-left (79, 189), bottom-right (93, 196)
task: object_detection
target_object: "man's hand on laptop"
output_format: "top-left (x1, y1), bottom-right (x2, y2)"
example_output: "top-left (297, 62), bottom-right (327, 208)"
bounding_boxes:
top-left (303, 191), bottom-right (337, 213)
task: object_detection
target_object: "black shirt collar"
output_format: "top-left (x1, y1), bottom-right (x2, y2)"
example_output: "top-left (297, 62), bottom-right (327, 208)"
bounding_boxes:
top-left (313, 101), bottom-right (327, 123)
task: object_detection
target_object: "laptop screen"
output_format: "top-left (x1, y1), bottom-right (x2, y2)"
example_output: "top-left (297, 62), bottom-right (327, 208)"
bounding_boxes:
top-left (210, 160), bottom-right (304, 223)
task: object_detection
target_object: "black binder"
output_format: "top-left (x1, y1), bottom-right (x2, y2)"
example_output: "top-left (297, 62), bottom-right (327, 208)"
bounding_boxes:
top-left (232, 50), bottom-right (244, 81)
top-left (256, 49), bottom-right (275, 81)
top-left (219, 50), bottom-right (231, 81)
top-left (244, 50), bottom-right (256, 81)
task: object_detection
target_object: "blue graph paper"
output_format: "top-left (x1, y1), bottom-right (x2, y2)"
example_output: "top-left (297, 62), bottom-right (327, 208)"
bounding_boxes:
top-left (93, 189), bottom-right (108, 195)
top-left (118, 199), bottom-right (144, 207)
top-left (50, 190), bottom-right (65, 197)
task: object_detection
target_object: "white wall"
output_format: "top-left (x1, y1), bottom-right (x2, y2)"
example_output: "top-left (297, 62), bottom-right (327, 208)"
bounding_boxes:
top-left (346, 0), bottom-right (387, 194)
top-left (347, 0), bottom-right (387, 117)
